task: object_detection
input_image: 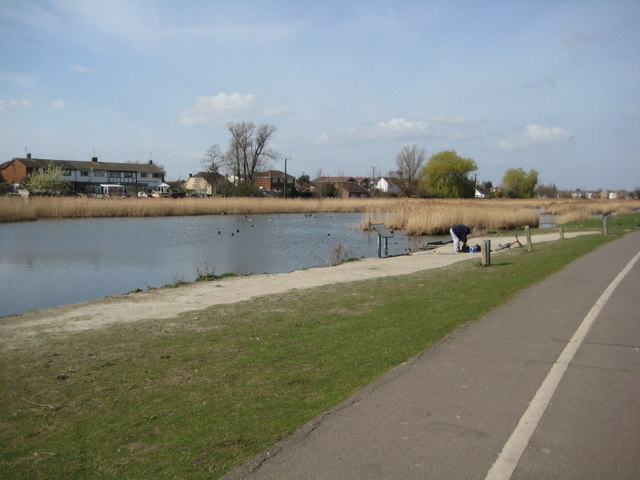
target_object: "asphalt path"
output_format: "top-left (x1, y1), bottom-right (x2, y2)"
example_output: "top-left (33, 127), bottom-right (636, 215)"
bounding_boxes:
top-left (223, 231), bottom-right (640, 480)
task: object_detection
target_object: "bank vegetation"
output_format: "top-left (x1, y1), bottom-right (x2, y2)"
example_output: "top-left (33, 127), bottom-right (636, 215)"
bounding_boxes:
top-left (1, 195), bottom-right (638, 235)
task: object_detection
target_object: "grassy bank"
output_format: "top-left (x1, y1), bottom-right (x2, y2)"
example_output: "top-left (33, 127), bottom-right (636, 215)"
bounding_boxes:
top-left (0, 214), bottom-right (638, 479)
top-left (2, 195), bottom-right (638, 235)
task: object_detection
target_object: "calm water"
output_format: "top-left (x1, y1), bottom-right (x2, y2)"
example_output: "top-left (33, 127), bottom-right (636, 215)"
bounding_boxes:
top-left (0, 213), bottom-right (437, 317)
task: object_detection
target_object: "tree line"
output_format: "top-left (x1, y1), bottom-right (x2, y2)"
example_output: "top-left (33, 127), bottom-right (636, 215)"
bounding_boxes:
top-left (200, 122), bottom-right (543, 198)
top-left (394, 145), bottom-right (540, 198)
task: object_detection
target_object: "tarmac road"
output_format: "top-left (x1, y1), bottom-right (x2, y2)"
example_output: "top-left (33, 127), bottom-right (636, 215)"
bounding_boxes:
top-left (222, 230), bottom-right (640, 480)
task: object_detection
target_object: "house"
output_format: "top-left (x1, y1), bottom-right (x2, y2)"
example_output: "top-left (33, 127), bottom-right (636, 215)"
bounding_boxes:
top-left (335, 181), bottom-right (370, 199)
top-left (474, 185), bottom-right (491, 198)
top-left (166, 179), bottom-right (186, 193)
top-left (491, 186), bottom-right (503, 197)
top-left (375, 177), bottom-right (411, 195)
top-left (253, 170), bottom-right (296, 193)
top-left (1, 154), bottom-right (166, 195)
top-left (184, 172), bottom-right (228, 196)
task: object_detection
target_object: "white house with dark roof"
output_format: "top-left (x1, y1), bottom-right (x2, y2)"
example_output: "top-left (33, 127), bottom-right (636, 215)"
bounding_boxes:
top-left (1, 155), bottom-right (166, 195)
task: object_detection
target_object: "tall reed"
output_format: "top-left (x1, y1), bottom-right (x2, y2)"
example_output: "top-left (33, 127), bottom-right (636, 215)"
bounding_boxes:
top-left (2, 196), bottom-right (638, 236)
top-left (360, 199), bottom-right (541, 235)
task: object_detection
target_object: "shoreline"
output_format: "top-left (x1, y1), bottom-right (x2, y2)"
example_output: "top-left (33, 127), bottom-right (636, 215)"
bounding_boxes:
top-left (0, 231), bottom-right (596, 349)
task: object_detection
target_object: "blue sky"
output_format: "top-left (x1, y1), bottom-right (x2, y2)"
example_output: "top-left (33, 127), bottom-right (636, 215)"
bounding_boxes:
top-left (1, 0), bottom-right (638, 190)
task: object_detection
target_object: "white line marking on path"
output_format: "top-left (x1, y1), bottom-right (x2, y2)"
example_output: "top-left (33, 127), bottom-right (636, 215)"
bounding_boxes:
top-left (485, 251), bottom-right (640, 480)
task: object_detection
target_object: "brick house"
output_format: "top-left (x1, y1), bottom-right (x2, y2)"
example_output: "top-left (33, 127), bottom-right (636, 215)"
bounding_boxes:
top-left (253, 170), bottom-right (296, 193)
top-left (335, 181), bottom-right (370, 199)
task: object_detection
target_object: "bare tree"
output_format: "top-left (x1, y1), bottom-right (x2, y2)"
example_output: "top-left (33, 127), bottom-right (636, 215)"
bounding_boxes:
top-left (201, 144), bottom-right (224, 175)
top-left (225, 121), bottom-right (277, 185)
top-left (395, 143), bottom-right (426, 195)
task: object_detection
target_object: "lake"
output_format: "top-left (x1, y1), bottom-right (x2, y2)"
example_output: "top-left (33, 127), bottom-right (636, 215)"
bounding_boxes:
top-left (0, 213), bottom-right (441, 317)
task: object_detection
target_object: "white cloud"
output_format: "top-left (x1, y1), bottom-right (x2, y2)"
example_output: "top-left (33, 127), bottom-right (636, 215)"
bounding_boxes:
top-left (498, 124), bottom-right (572, 151)
top-left (0, 96), bottom-right (33, 110)
top-left (0, 73), bottom-right (37, 88)
top-left (263, 104), bottom-right (292, 117)
top-left (367, 118), bottom-right (430, 139)
top-left (178, 93), bottom-right (258, 126)
top-left (317, 116), bottom-right (473, 145)
top-left (71, 64), bottom-right (98, 73)
top-left (51, 99), bottom-right (67, 108)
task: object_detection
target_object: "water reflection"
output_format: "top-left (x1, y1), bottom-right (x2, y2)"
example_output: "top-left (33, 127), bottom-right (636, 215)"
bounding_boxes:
top-left (0, 214), bottom-right (436, 317)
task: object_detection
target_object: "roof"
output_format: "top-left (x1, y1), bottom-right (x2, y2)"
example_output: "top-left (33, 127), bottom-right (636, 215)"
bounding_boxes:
top-left (255, 170), bottom-right (296, 179)
top-left (377, 177), bottom-right (408, 185)
top-left (336, 182), bottom-right (370, 194)
top-left (8, 157), bottom-right (165, 173)
top-left (191, 171), bottom-right (226, 182)
top-left (311, 176), bottom-right (358, 184)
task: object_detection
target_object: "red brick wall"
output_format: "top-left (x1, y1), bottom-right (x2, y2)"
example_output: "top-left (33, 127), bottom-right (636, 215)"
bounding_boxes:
top-left (1, 160), bottom-right (29, 184)
top-left (254, 178), bottom-right (272, 190)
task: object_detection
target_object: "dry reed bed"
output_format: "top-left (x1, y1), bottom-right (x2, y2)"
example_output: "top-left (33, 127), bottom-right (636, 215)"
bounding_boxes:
top-left (0, 196), bottom-right (376, 223)
top-left (361, 199), bottom-right (541, 235)
top-left (1, 196), bottom-right (638, 235)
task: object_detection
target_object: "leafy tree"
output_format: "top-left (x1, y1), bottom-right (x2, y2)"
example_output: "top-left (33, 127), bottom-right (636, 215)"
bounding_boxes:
top-left (418, 150), bottom-right (477, 198)
top-left (297, 174), bottom-right (311, 189)
top-left (24, 162), bottom-right (71, 195)
top-left (315, 182), bottom-right (337, 198)
top-left (502, 168), bottom-right (539, 198)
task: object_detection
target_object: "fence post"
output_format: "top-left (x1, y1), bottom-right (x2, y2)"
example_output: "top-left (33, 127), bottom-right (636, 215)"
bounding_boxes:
top-left (603, 216), bottom-right (608, 235)
top-left (482, 239), bottom-right (491, 266)
top-left (559, 226), bottom-right (564, 240)
top-left (525, 225), bottom-right (532, 252)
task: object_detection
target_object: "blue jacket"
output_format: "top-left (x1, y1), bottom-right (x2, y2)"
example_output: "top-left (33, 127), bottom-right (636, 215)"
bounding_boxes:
top-left (451, 224), bottom-right (472, 242)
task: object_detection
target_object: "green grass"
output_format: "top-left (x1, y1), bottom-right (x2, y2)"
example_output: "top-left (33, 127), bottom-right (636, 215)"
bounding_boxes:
top-left (1, 213), bottom-right (638, 479)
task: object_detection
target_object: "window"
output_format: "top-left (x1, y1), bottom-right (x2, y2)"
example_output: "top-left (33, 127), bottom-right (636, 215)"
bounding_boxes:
top-left (80, 170), bottom-right (89, 177)
top-left (109, 171), bottom-right (121, 178)
top-left (124, 172), bottom-right (134, 178)
top-left (63, 170), bottom-right (71, 176)
top-left (152, 173), bottom-right (161, 178)
top-left (93, 170), bottom-right (105, 177)
top-left (140, 172), bottom-right (147, 178)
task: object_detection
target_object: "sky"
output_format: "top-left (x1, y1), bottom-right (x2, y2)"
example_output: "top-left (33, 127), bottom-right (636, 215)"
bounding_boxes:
top-left (1, 0), bottom-right (639, 190)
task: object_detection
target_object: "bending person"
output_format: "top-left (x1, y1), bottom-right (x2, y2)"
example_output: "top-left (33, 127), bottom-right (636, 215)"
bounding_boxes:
top-left (449, 224), bottom-right (472, 253)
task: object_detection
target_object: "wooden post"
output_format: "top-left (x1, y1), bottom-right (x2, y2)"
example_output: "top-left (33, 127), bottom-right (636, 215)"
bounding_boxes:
top-left (525, 225), bottom-right (532, 252)
top-left (559, 226), bottom-right (564, 240)
top-left (603, 216), bottom-right (608, 235)
top-left (482, 239), bottom-right (491, 266)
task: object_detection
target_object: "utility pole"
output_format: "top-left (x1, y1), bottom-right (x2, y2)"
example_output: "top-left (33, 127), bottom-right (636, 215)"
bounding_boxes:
top-left (371, 166), bottom-right (375, 197)
top-left (283, 157), bottom-right (288, 198)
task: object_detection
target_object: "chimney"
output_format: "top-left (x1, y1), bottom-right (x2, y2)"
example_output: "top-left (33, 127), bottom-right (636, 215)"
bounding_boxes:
top-left (91, 157), bottom-right (98, 162)
top-left (189, 173), bottom-right (192, 178)
top-left (26, 153), bottom-right (32, 159)
top-left (148, 160), bottom-right (153, 165)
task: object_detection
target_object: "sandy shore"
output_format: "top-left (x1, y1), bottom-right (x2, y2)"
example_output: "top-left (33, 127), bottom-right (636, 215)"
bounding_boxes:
top-left (0, 231), bottom-right (595, 348)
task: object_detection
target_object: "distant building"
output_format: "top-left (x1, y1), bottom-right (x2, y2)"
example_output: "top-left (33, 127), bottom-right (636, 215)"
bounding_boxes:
top-left (374, 177), bottom-right (414, 195)
top-left (474, 185), bottom-right (491, 198)
top-left (335, 181), bottom-right (370, 199)
top-left (184, 172), bottom-right (228, 196)
top-left (253, 170), bottom-right (296, 193)
top-left (1, 154), bottom-right (166, 195)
